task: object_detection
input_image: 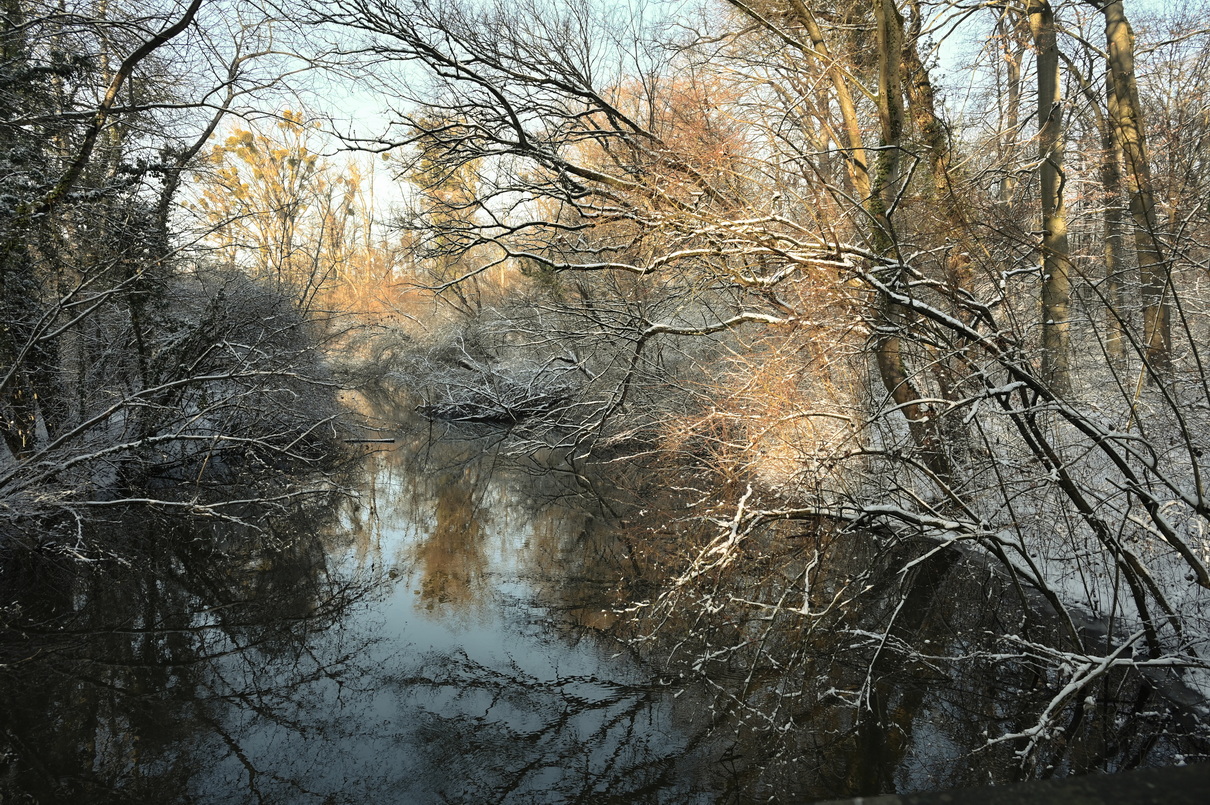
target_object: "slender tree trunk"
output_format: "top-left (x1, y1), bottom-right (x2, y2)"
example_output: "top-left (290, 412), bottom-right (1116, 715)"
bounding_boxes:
top-left (1028, 0), bottom-right (1072, 393)
top-left (1102, 0), bottom-right (1170, 374)
top-left (998, 14), bottom-right (1026, 206)
top-left (1101, 62), bottom-right (1128, 367)
top-left (785, 0), bottom-right (871, 201)
top-left (870, 0), bottom-right (904, 256)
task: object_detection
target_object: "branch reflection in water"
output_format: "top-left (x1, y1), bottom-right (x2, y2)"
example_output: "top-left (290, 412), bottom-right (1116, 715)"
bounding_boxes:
top-left (1, 390), bottom-right (1206, 803)
top-left (0, 394), bottom-right (713, 803)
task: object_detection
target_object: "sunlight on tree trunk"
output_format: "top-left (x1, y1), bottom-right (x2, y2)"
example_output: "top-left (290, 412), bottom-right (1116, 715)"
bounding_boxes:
top-left (1029, 0), bottom-right (1072, 394)
top-left (1101, 57), bottom-right (1129, 368)
top-left (1102, 0), bottom-right (1171, 376)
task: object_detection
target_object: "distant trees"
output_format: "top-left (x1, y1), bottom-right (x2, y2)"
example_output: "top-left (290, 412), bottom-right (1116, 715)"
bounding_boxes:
top-left (188, 110), bottom-right (403, 315)
top-left (401, 116), bottom-right (503, 315)
top-left (192, 111), bottom-right (339, 308)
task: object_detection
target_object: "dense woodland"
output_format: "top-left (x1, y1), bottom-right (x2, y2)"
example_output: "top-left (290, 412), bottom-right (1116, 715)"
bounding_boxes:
top-left (5, 0), bottom-right (1210, 783)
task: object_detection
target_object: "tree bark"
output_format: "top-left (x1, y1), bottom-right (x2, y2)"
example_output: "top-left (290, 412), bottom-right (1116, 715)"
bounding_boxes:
top-left (1028, 0), bottom-right (1072, 393)
top-left (1102, 0), bottom-right (1170, 375)
top-left (868, 0), bottom-right (950, 479)
top-left (1101, 61), bottom-right (1129, 368)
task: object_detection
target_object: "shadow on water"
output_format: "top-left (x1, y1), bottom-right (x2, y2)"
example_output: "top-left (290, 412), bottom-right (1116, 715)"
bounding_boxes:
top-left (1, 390), bottom-right (1207, 803)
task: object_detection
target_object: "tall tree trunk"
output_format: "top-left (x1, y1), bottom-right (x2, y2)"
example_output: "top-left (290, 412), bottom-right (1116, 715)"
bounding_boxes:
top-left (1028, 0), bottom-right (1072, 393)
top-left (1057, 13), bottom-right (1128, 370)
top-left (869, 0), bottom-right (949, 479)
top-left (785, 0), bottom-right (871, 202)
top-left (903, 0), bottom-right (957, 226)
top-left (870, 0), bottom-right (904, 256)
top-left (997, 14), bottom-right (1026, 207)
top-left (902, 0), bottom-right (977, 457)
top-left (903, 0), bottom-right (975, 297)
top-left (1102, 0), bottom-right (1170, 374)
top-left (1102, 61), bottom-right (1128, 367)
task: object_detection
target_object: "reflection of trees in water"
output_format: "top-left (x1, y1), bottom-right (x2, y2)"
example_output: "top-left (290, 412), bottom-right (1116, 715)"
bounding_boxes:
top-left (618, 481), bottom-right (1210, 800)
top-left (10, 389), bottom-right (1202, 803)
top-left (1, 393), bottom-right (694, 803)
top-left (345, 391), bottom-right (631, 620)
top-left (340, 421), bottom-right (504, 618)
top-left (414, 479), bottom-right (489, 612)
top-left (381, 649), bottom-right (715, 803)
top-left (0, 498), bottom-right (381, 803)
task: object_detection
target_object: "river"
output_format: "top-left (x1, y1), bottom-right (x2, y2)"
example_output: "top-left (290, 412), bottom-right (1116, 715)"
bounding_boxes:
top-left (1, 397), bottom-right (1205, 802)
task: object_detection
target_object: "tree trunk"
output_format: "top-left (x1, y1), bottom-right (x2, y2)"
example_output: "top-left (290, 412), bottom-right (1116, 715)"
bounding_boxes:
top-left (868, 0), bottom-right (950, 479)
top-left (1101, 61), bottom-right (1129, 368)
top-left (1028, 0), bottom-right (1072, 393)
top-left (998, 14), bottom-right (1026, 206)
top-left (870, 0), bottom-right (904, 256)
top-left (1102, 0), bottom-right (1170, 375)
top-left (903, 0), bottom-right (956, 225)
top-left (903, 0), bottom-right (976, 302)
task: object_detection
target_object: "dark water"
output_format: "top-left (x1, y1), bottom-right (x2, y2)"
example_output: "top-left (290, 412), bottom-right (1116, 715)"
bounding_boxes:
top-left (2, 404), bottom-right (1206, 803)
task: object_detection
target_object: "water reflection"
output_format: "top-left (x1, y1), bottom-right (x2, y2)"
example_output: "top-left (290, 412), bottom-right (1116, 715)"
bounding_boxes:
top-left (0, 403), bottom-right (717, 803)
top-left (618, 496), bottom-right (1210, 800)
top-left (2, 395), bottom-right (1207, 803)
top-left (414, 481), bottom-right (489, 612)
top-left (0, 499), bottom-right (379, 803)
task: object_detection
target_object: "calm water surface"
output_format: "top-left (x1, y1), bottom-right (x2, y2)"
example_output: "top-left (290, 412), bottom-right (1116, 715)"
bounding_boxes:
top-left (1, 406), bottom-right (1205, 803)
